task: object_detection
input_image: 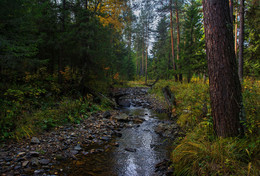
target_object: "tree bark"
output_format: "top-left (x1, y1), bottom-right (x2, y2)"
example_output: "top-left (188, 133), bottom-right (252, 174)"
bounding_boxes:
top-left (202, 0), bottom-right (243, 137)
top-left (142, 31), bottom-right (145, 76)
top-left (235, 8), bottom-right (238, 58)
top-left (175, 0), bottom-right (182, 82)
top-left (170, 0), bottom-right (177, 81)
top-left (238, 0), bottom-right (244, 82)
top-left (145, 44), bottom-right (148, 84)
top-left (229, 0), bottom-right (234, 23)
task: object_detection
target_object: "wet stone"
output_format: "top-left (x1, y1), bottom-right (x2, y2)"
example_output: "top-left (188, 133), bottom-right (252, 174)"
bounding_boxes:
top-left (124, 148), bottom-right (136, 152)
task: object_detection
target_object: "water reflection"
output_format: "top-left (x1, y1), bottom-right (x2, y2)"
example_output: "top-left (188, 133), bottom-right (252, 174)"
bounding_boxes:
top-left (58, 106), bottom-right (172, 176)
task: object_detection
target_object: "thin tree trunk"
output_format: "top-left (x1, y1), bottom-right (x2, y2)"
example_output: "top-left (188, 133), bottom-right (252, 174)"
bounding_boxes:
top-left (170, 0), bottom-right (177, 81)
top-left (175, 0), bottom-right (182, 82)
top-left (229, 0), bottom-right (234, 23)
top-left (235, 8), bottom-right (238, 58)
top-left (238, 0), bottom-right (244, 82)
top-left (145, 45), bottom-right (148, 84)
top-left (202, 0), bottom-right (243, 137)
top-left (58, 0), bottom-right (66, 84)
top-left (142, 33), bottom-right (144, 76)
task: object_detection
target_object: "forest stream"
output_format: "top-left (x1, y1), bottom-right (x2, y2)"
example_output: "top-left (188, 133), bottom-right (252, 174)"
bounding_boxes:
top-left (0, 87), bottom-right (178, 176)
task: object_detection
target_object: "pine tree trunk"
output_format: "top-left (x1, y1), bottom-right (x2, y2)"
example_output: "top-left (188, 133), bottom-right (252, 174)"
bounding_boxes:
top-left (142, 36), bottom-right (144, 76)
top-left (145, 45), bottom-right (148, 84)
top-left (238, 0), bottom-right (244, 82)
top-left (235, 8), bottom-right (238, 58)
top-left (202, 0), bottom-right (243, 137)
top-left (170, 0), bottom-right (177, 81)
top-left (229, 0), bottom-right (234, 23)
top-left (175, 1), bottom-right (182, 82)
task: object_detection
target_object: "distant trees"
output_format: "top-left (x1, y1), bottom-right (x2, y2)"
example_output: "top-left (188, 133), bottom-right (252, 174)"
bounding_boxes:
top-left (202, 0), bottom-right (243, 137)
top-left (0, 0), bottom-right (135, 92)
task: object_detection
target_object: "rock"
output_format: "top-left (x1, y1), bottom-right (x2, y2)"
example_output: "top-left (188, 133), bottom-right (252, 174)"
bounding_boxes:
top-left (34, 169), bottom-right (44, 175)
top-left (118, 99), bottom-right (131, 107)
top-left (113, 131), bottom-right (122, 137)
top-left (31, 158), bottom-right (39, 167)
top-left (31, 137), bottom-right (40, 144)
top-left (5, 158), bottom-right (12, 162)
top-left (29, 151), bottom-right (39, 157)
top-left (74, 144), bottom-right (82, 151)
top-left (70, 150), bottom-right (78, 155)
top-left (17, 152), bottom-right (26, 158)
top-left (103, 111), bottom-right (111, 118)
top-left (155, 159), bottom-right (174, 176)
top-left (111, 143), bottom-right (119, 147)
top-left (133, 118), bottom-right (145, 124)
top-left (39, 159), bottom-right (50, 165)
top-left (155, 124), bottom-right (166, 135)
top-left (114, 113), bottom-right (129, 122)
top-left (14, 165), bottom-right (21, 170)
top-left (22, 161), bottom-right (29, 167)
top-left (124, 148), bottom-right (136, 152)
top-left (100, 136), bottom-right (111, 141)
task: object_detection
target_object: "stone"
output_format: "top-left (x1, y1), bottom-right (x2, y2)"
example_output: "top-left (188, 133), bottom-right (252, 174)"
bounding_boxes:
top-left (124, 148), bottom-right (136, 152)
top-left (70, 150), bottom-right (78, 155)
top-left (118, 99), bottom-right (131, 107)
top-left (22, 161), bottom-right (29, 167)
top-left (74, 144), bottom-right (82, 151)
top-left (31, 158), bottom-right (39, 167)
top-left (100, 136), bottom-right (111, 141)
top-left (113, 131), bottom-right (122, 137)
top-left (29, 151), bottom-right (39, 157)
top-left (39, 159), bottom-right (50, 165)
top-left (14, 165), bottom-right (21, 170)
top-left (34, 169), bottom-right (44, 175)
top-left (31, 137), bottom-right (40, 144)
top-left (103, 111), bottom-right (111, 118)
top-left (111, 143), bottom-right (119, 147)
top-left (17, 152), bottom-right (26, 158)
top-left (114, 113), bottom-right (129, 122)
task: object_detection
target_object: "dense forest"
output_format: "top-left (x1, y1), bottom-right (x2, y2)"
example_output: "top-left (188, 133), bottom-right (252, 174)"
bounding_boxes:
top-left (0, 0), bottom-right (259, 175)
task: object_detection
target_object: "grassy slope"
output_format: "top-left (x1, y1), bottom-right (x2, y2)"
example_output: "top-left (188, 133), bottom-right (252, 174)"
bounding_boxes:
top-left (148, 77), bottom-right (259, 176)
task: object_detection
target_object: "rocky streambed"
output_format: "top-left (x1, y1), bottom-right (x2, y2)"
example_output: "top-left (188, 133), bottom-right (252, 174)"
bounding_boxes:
top-left (0, 87), bottom-right (179, 176)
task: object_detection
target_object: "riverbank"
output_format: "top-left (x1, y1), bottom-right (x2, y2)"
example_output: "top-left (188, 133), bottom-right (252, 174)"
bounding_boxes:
top-left (0, 87), bottom-right (179, 175)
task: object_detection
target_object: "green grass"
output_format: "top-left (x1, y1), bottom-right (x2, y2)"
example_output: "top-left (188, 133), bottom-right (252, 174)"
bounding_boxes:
top-left (148, 77), bottom-right (260, 175)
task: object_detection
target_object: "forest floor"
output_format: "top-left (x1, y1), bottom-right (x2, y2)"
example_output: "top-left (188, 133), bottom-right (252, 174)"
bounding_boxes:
top-left (0, 87), bottom-right (177, 176)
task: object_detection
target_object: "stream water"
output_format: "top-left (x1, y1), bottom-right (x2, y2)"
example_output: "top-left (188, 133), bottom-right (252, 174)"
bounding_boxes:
top-left (58, 105), bottom-right (173, 176)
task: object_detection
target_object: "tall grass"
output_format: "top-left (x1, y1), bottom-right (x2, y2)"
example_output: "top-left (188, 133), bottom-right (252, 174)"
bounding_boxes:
top-left (150, 77), bottom-right (260, 175)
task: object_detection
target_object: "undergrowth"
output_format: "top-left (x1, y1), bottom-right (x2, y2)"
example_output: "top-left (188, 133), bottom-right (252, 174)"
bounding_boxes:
top-left (150, 77), bottom-right (260, 175)
top-left (0, 67), bottom-right (113, 141)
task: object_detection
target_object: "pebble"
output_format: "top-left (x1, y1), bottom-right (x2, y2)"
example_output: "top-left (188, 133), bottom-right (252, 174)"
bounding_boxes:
top-left (22, 161), bottom-right (29, 167)
top-left (29, 151), bottom-right (40, 157)
top-left (31, 137), bottom-right (40, 144)
top-left (74, 144), bottom-right (82, 151)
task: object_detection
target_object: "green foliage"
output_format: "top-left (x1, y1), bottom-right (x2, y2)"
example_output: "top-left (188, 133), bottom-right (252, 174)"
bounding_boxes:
top-left (149, 78), bottom-right (260, 175)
